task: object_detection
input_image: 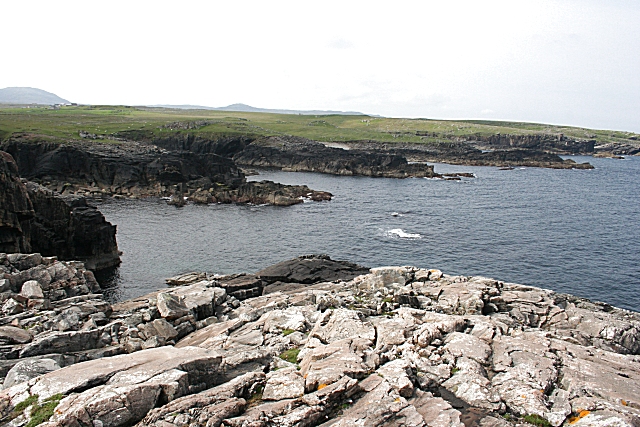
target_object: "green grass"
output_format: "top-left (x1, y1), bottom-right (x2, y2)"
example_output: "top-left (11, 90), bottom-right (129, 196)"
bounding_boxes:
top-left (13, 395), bottom-right (39, 414)
top-left (0, 105), bottom-right (637, 148)
top-left (522, 414), bottom-right (551, 427)
top-left (279, 348), bottom-right (301, 364)
top-left (12, 394), bottom-right (64, 427)
top-left (282, 329), bottom-right (295, 336)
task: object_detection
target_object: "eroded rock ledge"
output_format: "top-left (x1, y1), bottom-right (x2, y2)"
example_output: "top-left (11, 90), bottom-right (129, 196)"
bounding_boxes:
top-left (0, 254), bottom-right (638, 427)
top-left (0, 152), bottom-right (120, 270)
top-left (0, 139), bottom-right (331, 207)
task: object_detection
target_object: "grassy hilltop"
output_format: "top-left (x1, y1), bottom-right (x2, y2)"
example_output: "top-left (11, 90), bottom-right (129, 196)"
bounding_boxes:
top-left (0, 104), bottom-right (638, 148)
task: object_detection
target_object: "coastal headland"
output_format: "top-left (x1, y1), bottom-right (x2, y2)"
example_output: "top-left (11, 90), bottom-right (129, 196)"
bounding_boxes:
top-left (4, 104), bottom-right (635, 206)
top-left (1, 105), bottom-right (639, 426)
top-left (0, 254), bottom-right (638, 427)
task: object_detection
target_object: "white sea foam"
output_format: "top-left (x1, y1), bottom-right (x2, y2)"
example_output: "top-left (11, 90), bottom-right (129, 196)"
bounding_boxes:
top-left (387, 228), bottom-right (421, 239)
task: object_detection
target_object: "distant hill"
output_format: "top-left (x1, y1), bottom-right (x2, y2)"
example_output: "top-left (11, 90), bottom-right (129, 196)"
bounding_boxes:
top-left (151, 103), bottom-right (367, 116)
top-left (0, 87), bottom-right (70, 105)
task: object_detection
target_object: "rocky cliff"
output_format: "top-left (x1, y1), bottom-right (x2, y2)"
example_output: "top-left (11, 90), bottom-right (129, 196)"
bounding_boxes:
top-left (0, 136), bottom-right (331, 205)
top-left (0, 254), bottom-right (638, 427)
top-left (0, 152), bottom-right (33, 254)
top-left (342, 140), bottom-right (595, 170)
top-left (0, 151), bottom-right (120, 270)
top-left (0, 137), bottom-right (245, 198)
top-left (233, 136), bottom-right (441, 178)
top-left (464, 133), bottom-right (596, 155)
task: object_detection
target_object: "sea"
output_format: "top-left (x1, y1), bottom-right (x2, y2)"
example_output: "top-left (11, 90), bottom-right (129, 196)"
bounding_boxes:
top-left (95, 155), bottom-right (640, 312)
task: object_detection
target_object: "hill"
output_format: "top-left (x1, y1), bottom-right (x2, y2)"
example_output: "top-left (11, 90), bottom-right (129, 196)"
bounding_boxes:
top-left (151, 103), bottom-right (368, 116)
top-left (0, 104), bottom-right (637, 157)
top-left (0, 87), bottom-right (70, 105)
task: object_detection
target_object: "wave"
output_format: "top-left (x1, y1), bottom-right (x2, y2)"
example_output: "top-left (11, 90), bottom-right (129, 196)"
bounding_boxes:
top-left (387, 228), bottom-right (422, 239)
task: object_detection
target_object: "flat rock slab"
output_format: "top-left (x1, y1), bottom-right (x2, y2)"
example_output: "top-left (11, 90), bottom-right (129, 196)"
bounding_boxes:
top-left (4, 346), bottom-right (222, 402)
top-left (263, 367), bottom-right (305, 400)
top-left (256, 254), bottom-right (369, 285)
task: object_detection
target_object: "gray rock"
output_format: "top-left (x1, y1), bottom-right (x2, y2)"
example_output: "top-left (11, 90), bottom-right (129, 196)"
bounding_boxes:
top-left (165, 272), bottom-right (207, 286)
top-left (309, 308), bottom-right (375, 344)
top-left (3, 358), bottom-right (60, 389)
top-left (256, 254), bottom-right (369, 285)
top-left (2, 298), bottom-right (24, 315)
top-left (20, 280), bottom-right (44, 299)
top-left (139, 319), bottom-right (178, 342)
top-left (156, 293), bottom-right (190, 320)
top-left (376, 359), bottom-right (414, 398)
top-left (0, 326), bottom-right (32, 345)
top-left (262, 367), bottom-right (305, 400)
top-left (300, 337), bottom-right (375, 391)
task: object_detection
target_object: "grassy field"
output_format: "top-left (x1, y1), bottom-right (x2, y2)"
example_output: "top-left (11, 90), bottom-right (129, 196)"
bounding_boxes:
top-left (0, 104), bottom-right (638, 147)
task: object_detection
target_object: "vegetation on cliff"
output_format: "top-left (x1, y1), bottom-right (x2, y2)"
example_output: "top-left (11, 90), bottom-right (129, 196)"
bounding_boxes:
top-left (0, 105), bottom-right (637, 153)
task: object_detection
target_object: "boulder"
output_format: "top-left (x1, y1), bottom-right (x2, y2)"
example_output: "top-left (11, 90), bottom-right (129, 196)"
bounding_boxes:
top-left (2, 298), bottom-right (24, 315)
top-left (156, 293), bottom-right (190, 320)
top-left (0, 326), bottom-right (32, 345)
top-left (20, 280), bottom-right (44, 299)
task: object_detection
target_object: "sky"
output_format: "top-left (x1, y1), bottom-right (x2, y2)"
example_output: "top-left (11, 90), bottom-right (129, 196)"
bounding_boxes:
top-left (2, 0), bottom-right (639, 132)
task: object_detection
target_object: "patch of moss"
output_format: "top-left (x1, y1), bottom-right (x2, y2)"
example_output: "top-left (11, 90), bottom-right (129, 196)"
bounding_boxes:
top-left (19, 394), bottom-right (64, 427)
top-left (522, 414), bottom-right (551, 427)
top-left (279, 348), bottom-right (301, 364)
top-left (13, 395), bottom-right (39, 415)
top-left (382, 297), bottom-right (393, 303)
top-left (282, 329), bottom-right (295, 336)
top-left (246, 385), bottom-right (263, 406)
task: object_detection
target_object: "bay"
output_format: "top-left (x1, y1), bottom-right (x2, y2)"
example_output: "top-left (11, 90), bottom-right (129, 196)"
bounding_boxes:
top-left (96, 156), bottom-right (640, 312)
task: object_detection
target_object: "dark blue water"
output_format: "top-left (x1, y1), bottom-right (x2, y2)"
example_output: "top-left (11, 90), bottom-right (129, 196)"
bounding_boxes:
top-left (97, 156), bottom-right (640, 312)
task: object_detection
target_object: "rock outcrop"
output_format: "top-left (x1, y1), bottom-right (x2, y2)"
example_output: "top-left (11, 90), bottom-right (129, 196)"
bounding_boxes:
top-left (0, 137), bottom-right (245, 199)
top-left (342, 141), bottom-right (595, 170)
top-left (464, 133), bottom-right (596, 155)
top-left (1, 256), bottom-right (639, 427)
top-left (0, 152), bottom-right (120, 270)
top-left (233, 136), bottom-right (441, 178)
top-left (23, 182), bottom-right (120, 270)
top-left (0, 152), bottom-right (33, 254)
top-left (1, 137), bottom-right (332, 206)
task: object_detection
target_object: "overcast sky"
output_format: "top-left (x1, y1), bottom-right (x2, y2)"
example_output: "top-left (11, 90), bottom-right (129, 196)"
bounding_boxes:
top-left (2, 1), bottom-right (639, 132)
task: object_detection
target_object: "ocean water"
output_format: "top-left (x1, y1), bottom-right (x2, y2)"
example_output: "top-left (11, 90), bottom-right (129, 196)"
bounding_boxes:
top-left (96, 156), bottom-right (640, 312)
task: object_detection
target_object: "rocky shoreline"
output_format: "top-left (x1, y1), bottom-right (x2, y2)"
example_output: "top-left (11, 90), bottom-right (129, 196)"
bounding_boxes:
top-left (0, 139), bottom-right (331, 207)
top-left (0, 253), bottom-right (638, 427)
top-left (320, 140), bottom-right (595, 170)
top-left (1, 152), bottom-right (120, 271)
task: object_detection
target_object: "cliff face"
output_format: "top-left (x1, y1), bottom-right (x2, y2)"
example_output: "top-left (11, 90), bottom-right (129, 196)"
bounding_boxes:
top-left (343, 140), bottom-right (595, 169)
top-left (465, 133), bottom-right (596, 154)
top-left (234, 136), bottom-right (439, 178)
top-left (0, 151), bottom-right (120, 270)
top-left (24, 182), bottom-right (120, 270)
top-left (147, 134), bottom-right (254, 157)
top-left (0, 152), bottom-right (34, 253)
top-left (1, 137), bottom-right (245, 197)
top-left (0, 137), bottom-right (333, 205)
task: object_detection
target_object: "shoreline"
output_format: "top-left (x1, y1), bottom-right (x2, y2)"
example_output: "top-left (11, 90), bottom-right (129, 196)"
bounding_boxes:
top-left (0, 254), bottom-right (639, 426)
